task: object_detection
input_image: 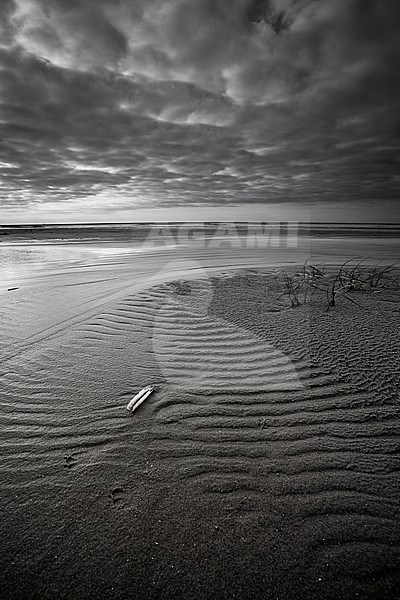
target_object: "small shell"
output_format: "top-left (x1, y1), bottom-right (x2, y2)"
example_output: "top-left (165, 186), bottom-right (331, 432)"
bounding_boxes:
top-left (127, 386), bottom-right (155, 412)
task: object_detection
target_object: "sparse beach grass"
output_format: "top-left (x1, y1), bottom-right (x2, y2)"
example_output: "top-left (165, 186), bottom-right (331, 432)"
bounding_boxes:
top-left (275, 259), bottom-right (399, 311)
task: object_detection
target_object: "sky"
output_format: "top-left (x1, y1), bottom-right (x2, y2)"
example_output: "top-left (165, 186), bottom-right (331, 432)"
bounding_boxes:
top-left (0, 0), bottom-right (399, 223)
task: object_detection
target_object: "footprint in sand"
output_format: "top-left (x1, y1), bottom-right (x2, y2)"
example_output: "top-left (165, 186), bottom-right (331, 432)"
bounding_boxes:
top-left (109, 487), bottom-right (125, 506)
top-left (64, 455), bottom-right (77, 470)
top-left (152, 260), bottom-right (304, 393)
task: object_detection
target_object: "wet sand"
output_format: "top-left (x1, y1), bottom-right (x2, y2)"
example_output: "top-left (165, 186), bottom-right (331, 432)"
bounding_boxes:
top-left (1, 238), bottom-right (400, 599)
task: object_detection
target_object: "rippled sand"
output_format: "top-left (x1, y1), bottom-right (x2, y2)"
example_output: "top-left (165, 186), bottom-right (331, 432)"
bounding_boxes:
top-left (1, 245), bottom-right (400, 600)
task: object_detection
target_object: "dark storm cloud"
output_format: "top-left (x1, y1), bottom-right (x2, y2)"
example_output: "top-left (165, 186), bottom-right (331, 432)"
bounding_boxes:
top-left (0, 0), bottom-right (399, 215)
top-left (246, 0), bottom-right (292, 33)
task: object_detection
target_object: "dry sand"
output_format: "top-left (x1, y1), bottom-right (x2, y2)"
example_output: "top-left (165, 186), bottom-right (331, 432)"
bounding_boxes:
top-left (1, 249), bottom-right (400, 600)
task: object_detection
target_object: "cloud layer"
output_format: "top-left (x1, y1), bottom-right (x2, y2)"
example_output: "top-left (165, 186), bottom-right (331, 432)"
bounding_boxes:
top-left (0, 0), bottom-right (399, 218)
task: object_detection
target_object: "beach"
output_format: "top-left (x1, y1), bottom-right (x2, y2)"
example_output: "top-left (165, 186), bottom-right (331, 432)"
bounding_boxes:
top-left (1, 225), bottom-right (400, 599)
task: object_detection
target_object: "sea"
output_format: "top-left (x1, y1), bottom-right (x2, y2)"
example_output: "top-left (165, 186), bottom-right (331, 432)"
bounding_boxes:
top-left (0, 222), bottom-right (399, 283)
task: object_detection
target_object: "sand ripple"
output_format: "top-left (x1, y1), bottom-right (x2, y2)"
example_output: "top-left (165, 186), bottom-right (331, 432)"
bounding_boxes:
top-left (1, 272), bottom-right (400, 597)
